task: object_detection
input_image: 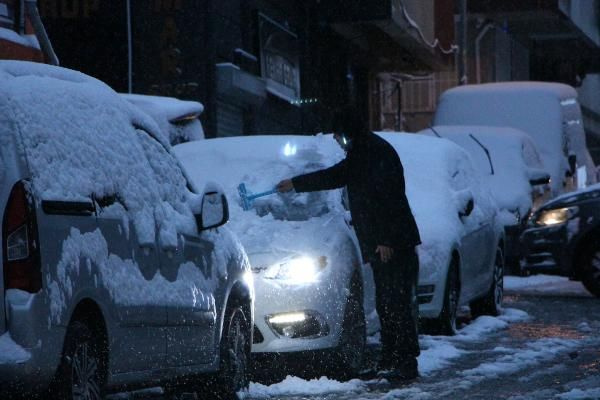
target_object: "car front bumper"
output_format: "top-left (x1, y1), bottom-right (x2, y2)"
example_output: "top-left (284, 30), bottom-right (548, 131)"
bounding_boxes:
top-left (251, 272), bottom-right (349, 354)
top-left (520, 223), bottom-right (571, 275)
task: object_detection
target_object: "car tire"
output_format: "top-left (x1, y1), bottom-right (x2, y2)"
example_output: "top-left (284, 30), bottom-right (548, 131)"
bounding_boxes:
top-left (470, 247), bottom-right (504, 317)
top-left (49, 320), bottom-right (107, 400)
top-left (581, 244), bottom-right (600, 297)
top-left (427, 259), bottom-right (459, 336)
top-left (329, 278), bottom-right (366, 380)
top-left (209, 305), bottom-right (252, 400)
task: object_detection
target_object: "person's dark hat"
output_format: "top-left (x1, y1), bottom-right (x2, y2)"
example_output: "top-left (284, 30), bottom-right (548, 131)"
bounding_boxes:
top-left (331, 105), bottom-right (367, 139)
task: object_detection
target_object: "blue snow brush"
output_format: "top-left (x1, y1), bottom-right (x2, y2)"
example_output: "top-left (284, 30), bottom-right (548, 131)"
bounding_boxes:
top-left (238, 183), bottom-right (278, 211)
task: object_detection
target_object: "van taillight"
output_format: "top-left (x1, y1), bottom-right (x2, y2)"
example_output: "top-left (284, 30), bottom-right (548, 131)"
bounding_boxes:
top-left (3, 181), bottom-right (41, 293)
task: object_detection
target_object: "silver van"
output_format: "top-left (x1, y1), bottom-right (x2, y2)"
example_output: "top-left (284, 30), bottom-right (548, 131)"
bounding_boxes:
top-left (0, 61), bottom-right (253, 399)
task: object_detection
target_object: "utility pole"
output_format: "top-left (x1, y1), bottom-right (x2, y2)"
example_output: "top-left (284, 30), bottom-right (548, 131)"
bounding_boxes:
top-left (457, 0), bottom-right (468, 85)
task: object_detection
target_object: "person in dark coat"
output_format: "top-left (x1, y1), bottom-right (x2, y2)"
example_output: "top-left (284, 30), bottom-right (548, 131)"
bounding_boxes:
top-left (276, 106), bottom-right (422, 380)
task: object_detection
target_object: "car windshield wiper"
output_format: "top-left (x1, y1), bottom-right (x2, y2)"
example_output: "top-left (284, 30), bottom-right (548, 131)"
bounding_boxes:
top-left (469, 133), bottom-right (494, 175)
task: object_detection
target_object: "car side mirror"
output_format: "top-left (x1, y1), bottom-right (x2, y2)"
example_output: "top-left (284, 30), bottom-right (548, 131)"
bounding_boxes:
top-left (459, 198), bottom-right (474, 218)
top-left (566, 154), bottom-right (577, 177)
top-left (198, 183), bottom-right (229, 230)
top-left (528, 168), bottom-right (551, 186)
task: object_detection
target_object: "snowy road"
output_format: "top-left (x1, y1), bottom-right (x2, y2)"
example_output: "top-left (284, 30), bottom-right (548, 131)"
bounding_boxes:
top-left (112, 276), bottom-right (600, 400)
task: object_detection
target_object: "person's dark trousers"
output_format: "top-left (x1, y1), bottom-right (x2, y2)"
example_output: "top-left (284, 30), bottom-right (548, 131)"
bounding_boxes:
top-left (371, 247), bottom-right (420, 370)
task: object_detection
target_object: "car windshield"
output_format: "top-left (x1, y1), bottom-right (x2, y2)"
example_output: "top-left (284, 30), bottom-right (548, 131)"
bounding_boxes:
top-left (253, 175), bottom-right (331, 221)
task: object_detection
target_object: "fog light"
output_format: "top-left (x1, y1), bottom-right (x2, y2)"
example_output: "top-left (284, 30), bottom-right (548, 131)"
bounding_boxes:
top-left (266, 310), bottom-right (328, 339)
top-left (268, 312), bottom-right (306, 325)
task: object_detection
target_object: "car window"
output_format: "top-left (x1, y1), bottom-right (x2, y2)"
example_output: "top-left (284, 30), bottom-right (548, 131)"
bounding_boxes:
top-left (135, 129), bottom-right (199, 233)
top-left (136, 129), bottom-right (190, 202)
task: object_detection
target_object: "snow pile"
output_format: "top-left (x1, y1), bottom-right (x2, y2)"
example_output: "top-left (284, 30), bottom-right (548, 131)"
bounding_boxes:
top-left (248, 375), bottom-right (365, 398)
top-left (505, 275), bottom-right (590, 297)
top-left (0, 333), bottom-right (31, 364)
top-left (0, 61), bottom-right (198, 248)
top-left (419, 308), bottom-right (529, 376)
top-left (422, 126), bottom-right (546, 218)
top-left (121, 93), bottom-right (205, 144)
top-left (460, 337), bottom-right (582, 380)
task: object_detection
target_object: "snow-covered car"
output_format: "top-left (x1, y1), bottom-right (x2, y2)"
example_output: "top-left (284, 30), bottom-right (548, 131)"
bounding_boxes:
top-left (378, 133), bottom-right (505, 334)
top-left (422, 126), bottom-right (551, 272)
top-left (121, 93), bottom-right (205, 145)
top-left (521, 183), bottom-right (600, 297)
top-left (174, 135), bottom-right (370, 378)
top-left (0, 61), bottom-right (253, 398)
top-left (434, 82), bottom-right (597, 196)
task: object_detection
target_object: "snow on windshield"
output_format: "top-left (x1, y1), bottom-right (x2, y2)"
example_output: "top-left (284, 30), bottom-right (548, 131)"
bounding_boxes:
top-left (174, 135), bottom-right (348, 264)
top-left (174, 135), bottom-right (345, 222)
top-left (0, 61), bottom-right (197, 246)
top-left (422, 126), bottom-right (543, 216)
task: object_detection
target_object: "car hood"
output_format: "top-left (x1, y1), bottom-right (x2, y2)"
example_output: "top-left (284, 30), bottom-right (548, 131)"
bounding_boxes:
top-left (539, 186), bottom-right (600, 211)
top-left (232, 212), bottom-right (354, 272)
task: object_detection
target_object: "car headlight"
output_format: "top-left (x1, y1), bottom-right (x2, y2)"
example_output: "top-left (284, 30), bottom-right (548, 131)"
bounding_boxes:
top-left (534, 206), bottom-right (578, 227)
top-left (264, 256), bottom-right (328, 284)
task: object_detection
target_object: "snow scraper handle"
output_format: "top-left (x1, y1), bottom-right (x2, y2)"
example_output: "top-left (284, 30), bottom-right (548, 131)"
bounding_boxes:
top-left (238, 183), bottom-right (278, 211)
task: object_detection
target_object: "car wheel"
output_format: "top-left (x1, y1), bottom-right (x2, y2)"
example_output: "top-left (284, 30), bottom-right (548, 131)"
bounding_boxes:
top-left (50, 321), bottom-right (106, 400)
top-left (428, 259), bottom-right (459, 336)
top-left (330, 278), bottom-right (366, 380)
top-left (581, 244), bottom-right (600, 297)
top-left (470, 247), bottom-right (504, 317)
top-left (211, 306), bottom-right (251, 400)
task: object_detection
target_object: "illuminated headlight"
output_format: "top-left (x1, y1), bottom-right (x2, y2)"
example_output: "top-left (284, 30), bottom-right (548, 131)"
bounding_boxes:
top-left (264, 256), bottom-right (328, 284)
top-left (534, 206), bottom-right (578, 227)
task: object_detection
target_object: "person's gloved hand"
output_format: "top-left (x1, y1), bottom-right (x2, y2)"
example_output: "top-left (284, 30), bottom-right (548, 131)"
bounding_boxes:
top-left (376, 245), bottom-right (394, 263)
top-left (276, 179), bottom-right (294, 193)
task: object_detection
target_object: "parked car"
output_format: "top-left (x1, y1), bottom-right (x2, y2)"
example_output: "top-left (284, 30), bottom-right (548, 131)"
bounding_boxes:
top-left (378, 133), bottom-right (505, 334)
top-left (0, 61), bottom-right (253, 398)
top-left (422, 125), bottom-right (551, 272)
top-left (521, 183), bottom-right (600, 297)
top-left (121, 93), bottom-right (205, 145)
top-left (174, 135), bottom-right (370, 379)
top-left (434, 81), bottom-right (597, 196)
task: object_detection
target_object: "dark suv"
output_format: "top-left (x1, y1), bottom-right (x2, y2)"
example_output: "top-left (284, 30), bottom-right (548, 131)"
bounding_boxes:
top-left (521, 185), bottom-right (600, 297)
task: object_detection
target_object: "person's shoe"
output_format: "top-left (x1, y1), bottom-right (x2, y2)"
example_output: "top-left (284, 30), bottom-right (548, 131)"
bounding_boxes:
top-left (376, 367), bottom-right (418, 383)
top-left (396, 357), bottom-right (419, 381)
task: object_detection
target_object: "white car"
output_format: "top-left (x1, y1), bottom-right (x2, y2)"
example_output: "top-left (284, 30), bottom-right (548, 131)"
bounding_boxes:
top-left (121, 93), bottom-right (205, 145)
top-left (174, 135), bottom-right (371, 377)
top-left (421, 126), bottom-right (551, 272)
top-left (378, 133), bottom-right (505, 334)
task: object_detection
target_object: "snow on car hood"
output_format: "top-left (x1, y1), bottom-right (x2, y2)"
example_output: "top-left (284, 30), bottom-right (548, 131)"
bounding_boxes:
top-left (174, 135), bottom-right (355, 272)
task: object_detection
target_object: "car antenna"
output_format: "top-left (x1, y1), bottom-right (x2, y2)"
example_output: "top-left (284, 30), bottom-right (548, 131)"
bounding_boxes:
top-left (429, 125), bottom-right (442, 138)
top-left (469, 133), bottom-right (494, 175)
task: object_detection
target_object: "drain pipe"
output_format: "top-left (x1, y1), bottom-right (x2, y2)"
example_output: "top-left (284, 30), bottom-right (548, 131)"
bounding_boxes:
top-left (24, 0), bottom-right (59, 65)
top-left (475, 22), bottom-right (495, 84)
